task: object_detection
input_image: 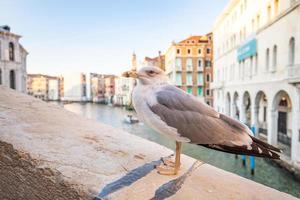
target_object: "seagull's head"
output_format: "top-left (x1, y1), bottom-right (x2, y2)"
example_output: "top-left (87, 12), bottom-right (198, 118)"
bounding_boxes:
top-left (122, 66), bottom-right (168, 85)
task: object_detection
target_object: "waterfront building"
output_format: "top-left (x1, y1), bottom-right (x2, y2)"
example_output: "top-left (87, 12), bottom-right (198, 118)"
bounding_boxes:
top-left (48, 78), bottom-right (60, 101)
top-left (90, 73), bottom-right (106, 103)
top-left (114, 76), bottom-right (130, 106)
top-left (143, 51), bottom-right (165, 71)
top-left (165, 34), bottom-right (214, 105)
top-left (104, 75), bottom-right (116, 104)
top-left (62, 73), bottom-right (87, 102)
top-left (27, 74), bottom-right (61, 101)
top-left (212, 0), bottom-right (300, 164)
top-left (0, 25), bottom-right (28, 93)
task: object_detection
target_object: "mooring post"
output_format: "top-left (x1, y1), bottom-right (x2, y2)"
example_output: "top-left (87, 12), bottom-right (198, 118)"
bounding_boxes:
top-left (250, 126), bottom-right (256, 175)
top-left (242, 155), bottom-right (246, 166)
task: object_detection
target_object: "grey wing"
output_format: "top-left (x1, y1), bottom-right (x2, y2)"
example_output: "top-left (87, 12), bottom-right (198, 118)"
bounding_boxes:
top-left (148, 85), bottom-right (281, 159)
top-left (148, 85), bottom-right (253, 147)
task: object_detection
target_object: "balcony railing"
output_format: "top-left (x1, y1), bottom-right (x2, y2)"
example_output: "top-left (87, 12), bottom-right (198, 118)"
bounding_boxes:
top-left (287, 64), bottom-right (300, 84)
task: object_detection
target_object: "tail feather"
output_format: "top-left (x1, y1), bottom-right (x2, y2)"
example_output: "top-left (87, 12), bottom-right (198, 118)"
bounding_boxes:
top-left (250, 136), bottom-right (281, 153)
top-left (200, 140), bottom-right (280, 159)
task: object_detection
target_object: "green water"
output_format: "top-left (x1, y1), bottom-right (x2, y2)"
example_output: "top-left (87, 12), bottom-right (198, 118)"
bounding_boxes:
top-left (62, 102), bottom-right (300, 198)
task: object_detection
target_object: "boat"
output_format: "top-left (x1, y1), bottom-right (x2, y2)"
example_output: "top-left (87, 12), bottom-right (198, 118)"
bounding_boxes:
top-left (124, 114), bottom-right (139, 124)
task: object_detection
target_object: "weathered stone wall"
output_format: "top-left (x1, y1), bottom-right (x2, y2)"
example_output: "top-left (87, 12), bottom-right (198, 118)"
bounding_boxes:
top-left (0, 141), bottom-right (85, 200)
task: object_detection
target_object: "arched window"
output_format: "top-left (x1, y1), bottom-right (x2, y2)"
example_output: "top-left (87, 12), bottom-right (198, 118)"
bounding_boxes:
top-left (266, 48), bottom-right (270, 71)
top-left (9, 70), bottom-right (16, 89)
top-left (289, 37), bottom-right (295, 66)
top-left (9, 42), bottom-right (15, 61)
top-left (206, 74), bottom-right (210, 82)
top-left (272, 45), bottom-right (277, 71)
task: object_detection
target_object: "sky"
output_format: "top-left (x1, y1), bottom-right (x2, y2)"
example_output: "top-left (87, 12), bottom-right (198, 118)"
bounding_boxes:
top-left (1, 0), bottom-right (228, 76)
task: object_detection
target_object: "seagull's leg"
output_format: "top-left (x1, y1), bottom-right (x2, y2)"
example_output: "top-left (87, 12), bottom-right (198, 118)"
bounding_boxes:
top-left (156, 141), bottom-right (182, 175)
top-left (174, 141), bottom-right (182, 174)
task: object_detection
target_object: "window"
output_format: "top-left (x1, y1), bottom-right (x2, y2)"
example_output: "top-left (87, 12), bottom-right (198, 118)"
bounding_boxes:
top-left (206, 89), bottom-right (210, 96)
top-left (205, 60), bottom-right (211, 67)
top-left (186, 73), bottom-right (193, 85)
top-left (9, 42), bottom-right (14, 61)
top-left (197, 73), bottom-right (203, 85)
top-left (175, 73), bottom-right (182, 85)
top-left (177, 49), bottom-right (180, 54)
top-left (198, 49), bottom-right (201, 54)
top-left (175, 58), bottom-right (182, 70)
top-left (186, 58), bottom-right (192, 71)
top-left (206, 74), bottom-right (210, 82)
top-left (0, 69), bottom-right (2, 84)
top-left (256, 14), bottom-right (260, 29)
top-left (9, 70), bottom-right (16, 89)
top-left (272, 45), bottom-right (277, 71)
top-left (187, 49), bottom-right (191, 54)
top-left (197, 87), bottom-right (203, 96)
top-left (267, 5), bottom-right (271, 22)
top-left (274, 0), bottom-right (279, 16)
top-left (289, 37), bottom-right (295, 65)
top-left (266, 48), bottom-right (270, 71)
top-left (254, 53), bottom-right (258, 75)
top-left (0, 41), bottom-right (1, 60)
top-left (206, 48), bottom-right (211, 54)
top-left (198, 59), bottom-right (202, 68)
top-left (187, 87), bottom-right (192, 94)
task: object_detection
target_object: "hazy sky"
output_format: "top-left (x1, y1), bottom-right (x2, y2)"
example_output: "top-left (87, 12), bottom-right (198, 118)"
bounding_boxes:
top-left (1, 0), bottom-right (228, 76)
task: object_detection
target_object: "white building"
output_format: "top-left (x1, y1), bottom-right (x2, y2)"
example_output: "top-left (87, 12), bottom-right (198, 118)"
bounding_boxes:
top-left (212, 0), bottom-right (300, 165)
top-left (62, 73), bottom-right (87, 101)
top-left (0, 25), bottom-right (28, 93)
top-left (48, 79), bottom-right (60, 101)
top-left (114, 77), bottom-right (130, 106)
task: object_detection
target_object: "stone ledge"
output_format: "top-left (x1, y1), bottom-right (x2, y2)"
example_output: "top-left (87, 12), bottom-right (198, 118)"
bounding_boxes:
top-left (0, 86), bottom-right (298, 200)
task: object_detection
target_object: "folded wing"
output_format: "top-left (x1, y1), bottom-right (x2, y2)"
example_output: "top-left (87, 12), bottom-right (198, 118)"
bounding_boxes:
top-left (148, 85), bottom-right (281, 159)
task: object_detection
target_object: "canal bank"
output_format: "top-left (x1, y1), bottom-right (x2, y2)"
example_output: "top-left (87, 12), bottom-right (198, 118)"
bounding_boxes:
top-left (62, 102), bottom-right (300, 198)
top-left (0, 86), bottom-right (298, 199)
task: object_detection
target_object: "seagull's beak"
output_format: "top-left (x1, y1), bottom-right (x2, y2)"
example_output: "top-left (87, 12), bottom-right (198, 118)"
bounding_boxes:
top-left (122, 70), bottom-right (139, 78)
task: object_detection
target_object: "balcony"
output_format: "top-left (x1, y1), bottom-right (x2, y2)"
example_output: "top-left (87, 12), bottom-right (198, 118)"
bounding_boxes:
top-left (287, 64), bottom-right (300, 85)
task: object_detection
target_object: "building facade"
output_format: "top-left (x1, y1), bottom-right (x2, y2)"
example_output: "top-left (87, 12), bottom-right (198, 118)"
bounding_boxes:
top-left (62, 73), bottom-right (87, 102)
top-left (27, 74), bottom-right (61, 101)
top-left (90, 73), bottom-right (106, 103)
top-left (104, 75), bottom-right (116, 104)
top-left (114, 77), bottom-right (130, 106)
top-left (0, 25), bottom-right (28, 93)
top-left (212, 0), bottom-right (300, 164)
top-left (143, 51), bottom-right (165, 71)
top-left (48, 79), bottom-right (60, 101)
top-left (165, 35), bottom-right (214, 105)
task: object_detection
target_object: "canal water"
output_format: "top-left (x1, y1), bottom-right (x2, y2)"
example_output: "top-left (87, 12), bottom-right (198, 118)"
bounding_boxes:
top-left (62, 102), bottom-right (300, 198)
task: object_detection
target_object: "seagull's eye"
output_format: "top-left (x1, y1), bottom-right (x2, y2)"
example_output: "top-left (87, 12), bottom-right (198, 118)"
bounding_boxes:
top-left (147, 70), bottom-right (156, 76)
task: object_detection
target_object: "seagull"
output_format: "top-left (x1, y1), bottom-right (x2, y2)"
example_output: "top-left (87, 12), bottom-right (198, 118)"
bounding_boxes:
top-left (122, 66), bottom-right (281, 175)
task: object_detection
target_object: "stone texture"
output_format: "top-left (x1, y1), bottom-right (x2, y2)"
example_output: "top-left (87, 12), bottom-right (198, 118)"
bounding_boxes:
top-left (0, 86), bottom-right (298, 200)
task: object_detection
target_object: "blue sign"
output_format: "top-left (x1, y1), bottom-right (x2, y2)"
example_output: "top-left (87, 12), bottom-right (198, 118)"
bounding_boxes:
top-left (237, 39), bottom-right (257, 61)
